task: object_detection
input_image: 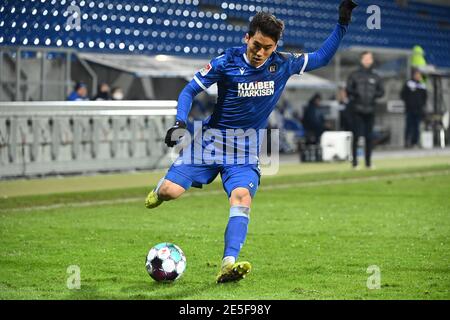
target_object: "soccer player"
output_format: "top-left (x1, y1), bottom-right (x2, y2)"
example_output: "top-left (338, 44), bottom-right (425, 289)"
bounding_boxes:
top-left (145, 1), bottom-right (358, 283)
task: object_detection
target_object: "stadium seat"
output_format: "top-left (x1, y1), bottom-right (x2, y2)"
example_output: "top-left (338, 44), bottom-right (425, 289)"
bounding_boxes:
top-left (0, 0), bottom-right (448, 67)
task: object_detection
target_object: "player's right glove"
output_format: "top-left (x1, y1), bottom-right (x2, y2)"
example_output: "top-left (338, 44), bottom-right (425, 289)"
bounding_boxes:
top-left (164, 120), bottom-right (187, 147)
top-left (338, 0), bottom-right (358, 25)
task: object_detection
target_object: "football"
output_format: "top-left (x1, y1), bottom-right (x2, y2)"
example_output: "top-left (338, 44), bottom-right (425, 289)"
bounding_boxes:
top-left (145, 242), bottom-right (187, 281)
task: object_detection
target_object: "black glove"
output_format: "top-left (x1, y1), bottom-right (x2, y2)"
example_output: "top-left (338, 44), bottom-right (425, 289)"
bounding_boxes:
top-left (338, 0), bottom-right (358, 25)
top-left (164, 120), bottom-right (187, 147)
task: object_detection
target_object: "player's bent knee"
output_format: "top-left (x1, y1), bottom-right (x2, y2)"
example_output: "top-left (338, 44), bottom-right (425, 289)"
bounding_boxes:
top-left (230, 187), bottom-right (252, 207)
top-left (158, 180), bottom-right (185, 200)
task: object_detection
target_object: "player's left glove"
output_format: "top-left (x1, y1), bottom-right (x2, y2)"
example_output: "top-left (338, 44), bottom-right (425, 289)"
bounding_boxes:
top-left (164, 120), bottom-right (187, 147)
top-left (338, 0), bottom-right (358, 25)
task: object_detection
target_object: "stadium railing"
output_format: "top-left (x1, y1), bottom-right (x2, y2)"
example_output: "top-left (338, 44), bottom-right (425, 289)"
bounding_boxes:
top-left (0, 100), bottom-right (176, 178)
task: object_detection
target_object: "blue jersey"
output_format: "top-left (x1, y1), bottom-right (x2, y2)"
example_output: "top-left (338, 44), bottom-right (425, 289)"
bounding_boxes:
top-left (176, 24), bottom-right (347, 130)
top-left (192, 46), bottom-right (308, 131)
top-left (174, 23), bottom-right (347, 164)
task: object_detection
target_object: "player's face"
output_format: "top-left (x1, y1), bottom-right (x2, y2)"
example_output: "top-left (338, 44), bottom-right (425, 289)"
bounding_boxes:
top-left (413, 71), bottom-right (423, 82)
top-left (361, 53), bottom-right (374, 69)
top-left (78, 87), bottom-right (87, 97)
top-left (245, 31), bottom-right (277, 67)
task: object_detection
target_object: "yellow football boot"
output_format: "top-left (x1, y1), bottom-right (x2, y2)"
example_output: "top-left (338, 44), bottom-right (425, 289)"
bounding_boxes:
top-left (216, 261), bottom-right (251, 283)
top-left (144, 190), bottom-right (163, 209)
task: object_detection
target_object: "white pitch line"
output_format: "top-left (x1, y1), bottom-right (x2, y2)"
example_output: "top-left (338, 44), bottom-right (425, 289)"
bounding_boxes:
top-left (1, 170), bottom-right (449, 214)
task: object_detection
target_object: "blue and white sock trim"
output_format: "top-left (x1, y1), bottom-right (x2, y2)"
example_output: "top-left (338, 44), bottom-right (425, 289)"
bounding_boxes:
top-left (154, 177), bottom-right (165, 196)
top-left (229, 205), bottom-right (250, 218)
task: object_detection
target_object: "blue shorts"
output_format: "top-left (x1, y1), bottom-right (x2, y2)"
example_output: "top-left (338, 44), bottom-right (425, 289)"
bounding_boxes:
top-left (165, 162), bottom-right (261, 198)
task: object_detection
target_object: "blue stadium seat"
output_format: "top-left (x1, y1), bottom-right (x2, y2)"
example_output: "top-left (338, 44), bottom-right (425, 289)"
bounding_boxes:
top-left (0, 0), bottom-right (449, 67)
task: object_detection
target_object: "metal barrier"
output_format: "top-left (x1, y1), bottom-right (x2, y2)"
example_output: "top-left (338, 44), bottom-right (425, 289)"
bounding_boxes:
top-left (0, 101), bottom-right (177, 178)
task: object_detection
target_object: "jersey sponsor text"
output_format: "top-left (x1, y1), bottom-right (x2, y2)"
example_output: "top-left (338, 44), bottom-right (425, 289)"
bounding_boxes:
top-left (237, 81), bottom-right (275, 97)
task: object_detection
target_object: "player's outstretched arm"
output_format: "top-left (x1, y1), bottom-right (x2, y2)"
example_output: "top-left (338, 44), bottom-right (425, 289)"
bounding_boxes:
top-left (164, 80), bottom-right (203, 147)
top-left (304, 0), bottom-right (358, 72)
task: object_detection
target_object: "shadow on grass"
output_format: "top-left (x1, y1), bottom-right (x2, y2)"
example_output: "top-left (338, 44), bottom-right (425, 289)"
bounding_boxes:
top-left (120, 280), bottom-right (217, 300)
top-left (64, 281), bottom-right (219, 300)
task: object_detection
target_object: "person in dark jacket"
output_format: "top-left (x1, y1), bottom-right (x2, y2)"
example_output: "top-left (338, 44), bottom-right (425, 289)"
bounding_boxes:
top-left (401, 69), bottom-right (427, 148)
top-left (93, 82), bottom-right (111, 101)
top-left (336, 85), bottom-right (352, 131)
top-left (303, 93), bottom-right (325, 143)
top-left (346, 51), bottom-right (384, 169)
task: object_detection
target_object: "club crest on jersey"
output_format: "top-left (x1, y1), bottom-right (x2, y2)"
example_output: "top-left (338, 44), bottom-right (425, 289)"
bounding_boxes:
top-left (269, 64), bottom-right (277, 73)
top-left (238, 81), bottom-right (275, 97)
top-left (200, 63), bottom-right (212, 76)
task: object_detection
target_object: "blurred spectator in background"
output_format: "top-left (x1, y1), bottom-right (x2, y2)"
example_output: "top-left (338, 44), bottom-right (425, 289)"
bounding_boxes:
top-left (410, 45), bottom-right (427, 72)
top-left (346, 51), bottom-right (384, 169)
top-left (93, 82), bottom-right (111, 100)
top-left (303, 93), bottom-right (325, 143)
top-left (401, 68), bottom-right (427, 148)
top-left (67, 82), bottom-right (89, 101)
top-left (273, 98), bottom-right (304, 153)
top-left (111, 87), bottom-right (124, 100)
top-left (278, 98), bottom-right (304, 137)
top-left (269, 100), bottom-right (293, 153)
top-left (283, 115), bottom-right (304, 140)
top-left (333, 86), bottom-right (352, 131)
top-left (410, 45), bottom-right (436, 82)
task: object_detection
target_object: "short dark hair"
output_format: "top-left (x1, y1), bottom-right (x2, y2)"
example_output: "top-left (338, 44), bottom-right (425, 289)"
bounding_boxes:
top-left (248, 12), bottom-right (285, 43)
top-left (411, 67), bottom-right (422, 77)
top-left (74, 81), bottom-right (86, 91)
top-left (360, 51), bottom-right (373, 58)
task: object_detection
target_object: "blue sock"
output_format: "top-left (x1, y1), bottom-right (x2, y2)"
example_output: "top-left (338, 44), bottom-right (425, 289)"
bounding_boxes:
top-left (223, 205), bottom-right (250, 260)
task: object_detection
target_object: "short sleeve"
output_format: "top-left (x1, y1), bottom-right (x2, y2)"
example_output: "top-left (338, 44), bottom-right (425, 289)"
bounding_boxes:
top-left (193, 54), bottom-right (225, 90)
top-left (288, 52), bottom-right (309, 76)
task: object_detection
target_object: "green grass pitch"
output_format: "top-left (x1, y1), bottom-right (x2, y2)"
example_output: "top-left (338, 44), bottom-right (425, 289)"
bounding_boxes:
top-left (0, 159), bottom-right (449, 299)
